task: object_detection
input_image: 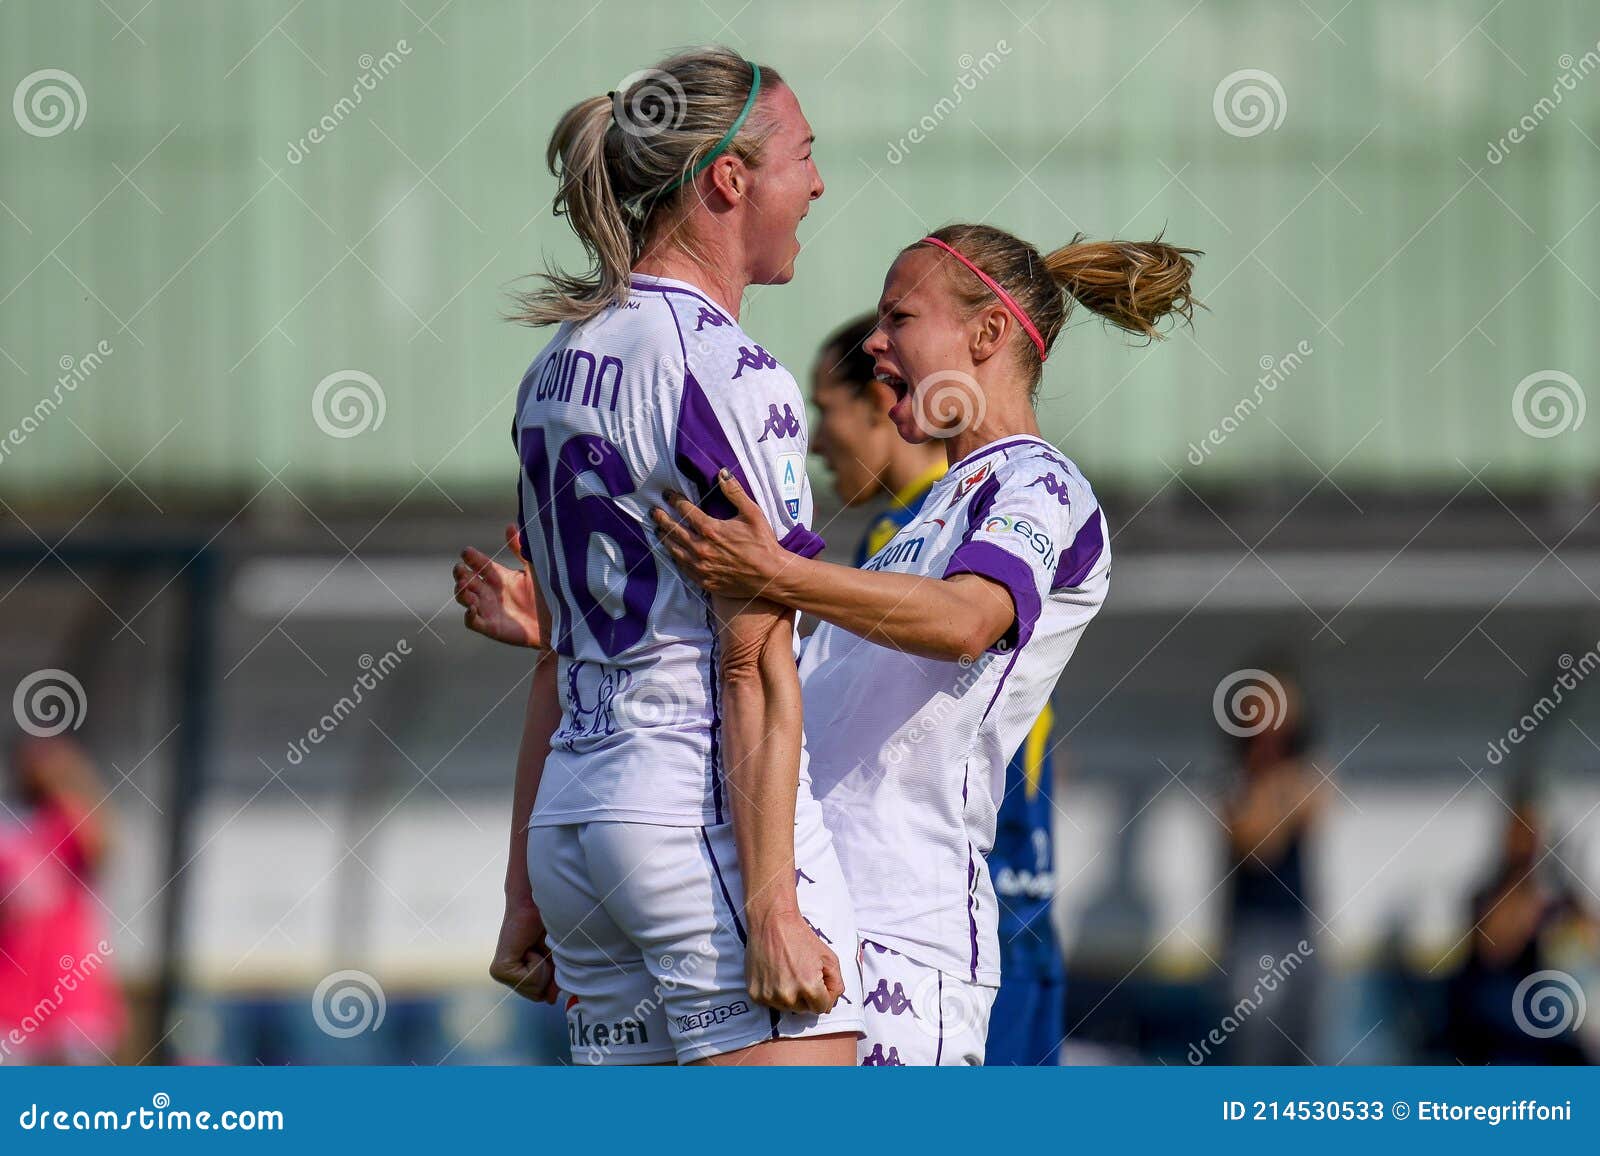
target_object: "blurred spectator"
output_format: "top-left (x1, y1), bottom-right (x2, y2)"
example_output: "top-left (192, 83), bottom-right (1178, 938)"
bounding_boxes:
top-left (0, 735), bottom-right (126, 1064)
top-left (1219, 670), bottom-right (1325, 1064)
top-left (1443, 790), bottom-right (1593, 1065)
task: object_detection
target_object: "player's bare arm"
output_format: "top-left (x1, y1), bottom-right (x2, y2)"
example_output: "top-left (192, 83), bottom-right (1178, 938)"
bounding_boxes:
top-left (490, 652), bottom-right (561, 1004)
top-left (655, 472), bottom-right (1016, 662)
top-left (714, 596), bottom-right (845, 1016)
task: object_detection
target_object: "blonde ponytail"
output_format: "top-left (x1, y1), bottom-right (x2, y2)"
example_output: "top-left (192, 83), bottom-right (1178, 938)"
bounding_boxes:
top-left (1043, 234), bottom-right (1199, 341)
top-left (510, 48), bottom-right (782, 327)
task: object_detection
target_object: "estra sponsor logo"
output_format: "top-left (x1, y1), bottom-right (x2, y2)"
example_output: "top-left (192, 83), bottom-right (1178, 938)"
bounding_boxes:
top-left (565, 996), bottom-right (650, 1049)
top-left (979, 514), bottom-right (1053, 560)
top-left (676, 1000), bottom-right (750, 1033)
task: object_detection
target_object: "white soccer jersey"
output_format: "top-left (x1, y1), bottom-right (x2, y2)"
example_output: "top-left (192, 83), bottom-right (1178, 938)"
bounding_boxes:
top-left (799, 435), bottom-right (1110, 985)
top-left (514, 273), bottom-right (821, 827)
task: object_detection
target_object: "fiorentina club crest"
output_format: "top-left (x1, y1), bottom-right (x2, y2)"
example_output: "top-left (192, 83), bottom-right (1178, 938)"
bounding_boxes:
top-left (946, 462), bottom-right (992, 509)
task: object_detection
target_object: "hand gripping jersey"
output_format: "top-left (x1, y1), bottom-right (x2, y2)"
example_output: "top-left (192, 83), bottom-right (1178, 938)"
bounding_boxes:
top-left (800, 435), bottom-right (1109, 985)
top-left (514, 273), bottom-right (823, 827)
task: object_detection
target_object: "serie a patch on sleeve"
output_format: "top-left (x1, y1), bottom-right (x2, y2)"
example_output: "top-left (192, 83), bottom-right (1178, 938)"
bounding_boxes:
top-left (777, 451), bottom-right (805, 518)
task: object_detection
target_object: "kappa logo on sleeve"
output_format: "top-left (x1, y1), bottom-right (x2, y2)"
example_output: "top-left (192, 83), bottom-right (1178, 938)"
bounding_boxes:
top-left (1026, 471), bottom-right (1072, 507)
top-left (731, 345), bottom-right (778, 379)
top-left (757, 402), bottom-right (802, 443)
top-left (777, 452), bottom-right (805, 518)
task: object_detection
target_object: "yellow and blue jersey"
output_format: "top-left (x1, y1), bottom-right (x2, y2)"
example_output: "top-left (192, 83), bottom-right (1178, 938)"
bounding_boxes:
top-left (852, 462), bottom-right (1063, 983)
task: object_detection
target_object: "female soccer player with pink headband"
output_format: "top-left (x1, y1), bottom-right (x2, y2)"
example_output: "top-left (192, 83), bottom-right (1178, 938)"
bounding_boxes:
top-left (651, 222), bottom-right (1199, 1063)
top-left (461, 221), bottom-right (1198, 1063)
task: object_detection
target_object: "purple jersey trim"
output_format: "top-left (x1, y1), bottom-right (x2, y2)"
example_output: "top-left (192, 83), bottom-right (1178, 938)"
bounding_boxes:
top-left (948, 434), bottom-right (1058, 476)
top-left (944, 540), bottom-right (1042, 652)
top-left (629, 277), bottom-right (733, 325)
top-left (777, 524), bottom-right (827, 559)
top-left (675, 370), bottom-right (756, 520)
top-left (935, 971), bottom-right (944, 1064)
top-left (1054, 507), bottom-right (1105, 590)
top-left (700, 827), bottom-right (746, 944)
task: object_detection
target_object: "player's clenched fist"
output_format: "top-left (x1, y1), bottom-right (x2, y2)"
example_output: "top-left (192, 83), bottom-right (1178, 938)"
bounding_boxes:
top-left (489, 900), bottom-right (559, 1004)
top-left (745, 908), bottom-right (846, 1015)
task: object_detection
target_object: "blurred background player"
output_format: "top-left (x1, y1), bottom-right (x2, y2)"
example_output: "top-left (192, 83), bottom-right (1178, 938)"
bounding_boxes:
top-left (809, 314), bottom-right (1066, 1065)
top-left (1444, 784), bottom-right (1596, 1065)
top-left (1218, 667), bottom-right (1324, 1064)
top-left (0, 736), bottom-right (126, 1064)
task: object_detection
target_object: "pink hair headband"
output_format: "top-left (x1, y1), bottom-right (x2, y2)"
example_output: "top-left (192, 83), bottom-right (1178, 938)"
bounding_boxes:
top-left (919, 235), bottom-right (1048, 362)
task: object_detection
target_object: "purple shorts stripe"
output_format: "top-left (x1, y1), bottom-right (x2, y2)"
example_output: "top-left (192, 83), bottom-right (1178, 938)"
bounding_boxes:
top-left (700, 827), bottom-right (746, 944)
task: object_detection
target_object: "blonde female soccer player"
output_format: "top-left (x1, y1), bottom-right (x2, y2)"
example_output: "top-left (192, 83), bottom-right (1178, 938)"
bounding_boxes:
top-left (652, 224), bottom-right (1198, 1064)
top-left (482, 46), bottom-right (862, 1066)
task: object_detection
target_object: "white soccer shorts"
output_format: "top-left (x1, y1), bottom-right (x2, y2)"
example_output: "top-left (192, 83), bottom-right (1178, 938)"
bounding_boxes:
top-left (856, 938), bottom-right (996, 1066)
top-left (527, 795), bottom-right (864, 1064)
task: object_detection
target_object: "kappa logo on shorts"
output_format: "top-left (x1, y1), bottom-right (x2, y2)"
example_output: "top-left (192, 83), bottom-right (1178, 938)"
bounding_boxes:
top-left (862, 979), bottom-right (919, 1017)
top-left (731, 345), bottom-right (778, 379)
top-left (694, 307), bottom-right (728, 332)
top-left (566, 997), bottom-right (651, 1050)
top-left (860, 1043), bottom-right (907, 1066)
top-left (804, 916), bottom-right (833, 945)
top-left (756, 402), bottom-right (802, 443)
top-left (676, 1000), bottom-right (751, 1033)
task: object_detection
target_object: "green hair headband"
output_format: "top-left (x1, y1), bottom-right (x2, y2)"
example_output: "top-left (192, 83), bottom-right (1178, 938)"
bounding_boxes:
top-left (658, 60), bottom-right (762, 198)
